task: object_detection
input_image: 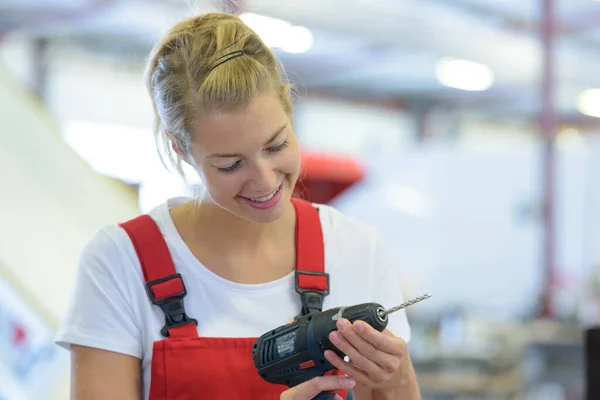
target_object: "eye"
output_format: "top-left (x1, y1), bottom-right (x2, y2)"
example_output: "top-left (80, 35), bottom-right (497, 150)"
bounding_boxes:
top-left (216, 160), bottom-right (241, 174)
top-left (267, 140), bottom-right (289, 153)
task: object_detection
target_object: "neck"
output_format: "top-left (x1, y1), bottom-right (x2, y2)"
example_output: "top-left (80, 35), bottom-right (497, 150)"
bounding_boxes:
top-left (186, 200), bottom-right (296, 252)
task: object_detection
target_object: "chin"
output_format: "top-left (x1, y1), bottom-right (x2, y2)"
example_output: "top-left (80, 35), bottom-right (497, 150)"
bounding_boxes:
top-left (250, 207), bottom-right (287, 224)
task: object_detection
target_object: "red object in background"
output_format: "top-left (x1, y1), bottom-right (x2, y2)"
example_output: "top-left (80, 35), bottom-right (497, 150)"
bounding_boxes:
top-left (12, 323), bottom-right (27, 347)
top-left (294, 152), bottom-right (365, 204)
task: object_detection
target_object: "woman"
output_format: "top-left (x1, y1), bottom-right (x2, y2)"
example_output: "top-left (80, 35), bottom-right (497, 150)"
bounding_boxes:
top-left (55, 12), bottom-right (420, 400)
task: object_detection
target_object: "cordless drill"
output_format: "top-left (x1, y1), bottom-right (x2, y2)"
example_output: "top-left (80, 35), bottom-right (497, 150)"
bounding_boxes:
top-left (252, 295), bottom-right (430, 400)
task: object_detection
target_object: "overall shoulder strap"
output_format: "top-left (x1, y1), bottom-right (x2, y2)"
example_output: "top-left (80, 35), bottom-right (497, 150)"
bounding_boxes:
top-left (119, 215), bottom-right (198, 339)
top-left (291, 198), bottom-right (329, 316)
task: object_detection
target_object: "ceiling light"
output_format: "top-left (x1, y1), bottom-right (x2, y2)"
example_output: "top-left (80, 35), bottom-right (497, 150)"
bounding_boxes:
top-left (577, 88), bottom-right (600, 118)
top-left (280, 26), bottom-right (314, 54)
top-left (435, 58), bottom-right (494, 91)
top-left (240, 13), bottom-right (313, 54)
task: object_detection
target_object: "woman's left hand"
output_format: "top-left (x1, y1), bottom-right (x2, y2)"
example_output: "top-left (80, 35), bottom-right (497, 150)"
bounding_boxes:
top-left (323, 318), bottom-right (413, 392)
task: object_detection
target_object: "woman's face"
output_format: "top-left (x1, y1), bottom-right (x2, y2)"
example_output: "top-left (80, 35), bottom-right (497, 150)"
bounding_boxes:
top-left (188, 92), bottom-right (301, 224)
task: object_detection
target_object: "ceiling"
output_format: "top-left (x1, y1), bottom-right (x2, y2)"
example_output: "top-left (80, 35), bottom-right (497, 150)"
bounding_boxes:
top-left (2, 0), bottom-right (600, 123)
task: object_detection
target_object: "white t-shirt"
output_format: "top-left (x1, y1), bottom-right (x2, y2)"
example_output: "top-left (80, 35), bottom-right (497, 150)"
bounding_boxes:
top-left (55, 197), bottom-right (411, 400)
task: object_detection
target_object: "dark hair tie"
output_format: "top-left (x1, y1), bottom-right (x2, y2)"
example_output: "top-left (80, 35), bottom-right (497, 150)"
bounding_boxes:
top-left (219, 33), bottom-right (248, 53)
top-left (208, 50), bottom-right (245, 71)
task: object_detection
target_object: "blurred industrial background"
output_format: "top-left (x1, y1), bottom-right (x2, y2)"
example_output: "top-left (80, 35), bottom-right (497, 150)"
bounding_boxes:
top-left (1, 0), bottom-right (600, 399)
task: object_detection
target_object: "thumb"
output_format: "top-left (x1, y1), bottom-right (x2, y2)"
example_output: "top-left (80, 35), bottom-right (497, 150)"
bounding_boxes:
top-left (280, 375), bottom-right (356, 400)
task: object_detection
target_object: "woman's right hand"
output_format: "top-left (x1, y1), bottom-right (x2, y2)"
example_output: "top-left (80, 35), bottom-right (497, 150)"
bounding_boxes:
top-left (280, 375), bottom-right (356, 400)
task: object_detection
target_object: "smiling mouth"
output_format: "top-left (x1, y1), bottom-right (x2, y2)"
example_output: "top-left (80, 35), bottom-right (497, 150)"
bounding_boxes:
top-left (243, 184), bottom-right (282, 203)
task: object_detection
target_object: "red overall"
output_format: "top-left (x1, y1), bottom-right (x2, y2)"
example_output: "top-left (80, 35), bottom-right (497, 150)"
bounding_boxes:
top-left (120, 198), bottom-right (348, 400)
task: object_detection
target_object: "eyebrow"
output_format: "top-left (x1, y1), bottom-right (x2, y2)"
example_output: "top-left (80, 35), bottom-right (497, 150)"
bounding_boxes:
top-left (207, 124), bottom-right (288, 159)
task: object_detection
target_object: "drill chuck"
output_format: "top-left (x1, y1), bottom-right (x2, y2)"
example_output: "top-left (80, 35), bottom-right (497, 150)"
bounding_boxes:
top-left (376, 306), bottom-right (388, 324)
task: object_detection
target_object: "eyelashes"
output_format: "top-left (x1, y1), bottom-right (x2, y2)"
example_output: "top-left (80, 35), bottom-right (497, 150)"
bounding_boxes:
top-left (266, 140), bottom-right (289, 153)
top-left (215, 140), bottom-right (290, 174)
top-left (216, 160), bottom-right (241, 174)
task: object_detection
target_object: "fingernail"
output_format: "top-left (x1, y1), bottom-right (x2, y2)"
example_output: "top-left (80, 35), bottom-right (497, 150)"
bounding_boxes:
top-left (337, 319), bottom-right (350, 331)
top-left (355, 321), bottom-right (365, 333)
top-left (346, 378), bottom-right (356, 386)
top-left (330, 332), bottom-right (340, 344)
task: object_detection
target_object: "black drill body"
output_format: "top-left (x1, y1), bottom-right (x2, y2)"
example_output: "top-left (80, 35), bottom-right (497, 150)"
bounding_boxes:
top-left (252, 302), bottom-right (389, 396)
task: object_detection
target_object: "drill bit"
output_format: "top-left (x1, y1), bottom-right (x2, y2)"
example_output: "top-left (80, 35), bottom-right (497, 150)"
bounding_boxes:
top-left (385, 293), bottom-right (431, 315)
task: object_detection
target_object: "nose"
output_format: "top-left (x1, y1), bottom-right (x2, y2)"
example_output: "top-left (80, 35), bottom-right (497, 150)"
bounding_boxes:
top-left (248, 159), bottom-right (277, 194)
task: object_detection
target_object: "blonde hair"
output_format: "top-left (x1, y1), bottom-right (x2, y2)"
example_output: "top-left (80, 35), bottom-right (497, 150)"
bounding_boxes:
top-left (145, 12), bottom-right (294, 176)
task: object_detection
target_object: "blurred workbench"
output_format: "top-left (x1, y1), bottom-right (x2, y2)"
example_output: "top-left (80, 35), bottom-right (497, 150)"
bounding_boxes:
top-left (409, 318), bottom-right (584, 400)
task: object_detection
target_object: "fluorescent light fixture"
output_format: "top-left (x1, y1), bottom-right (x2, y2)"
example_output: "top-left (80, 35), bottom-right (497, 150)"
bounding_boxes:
top-left (577, 88), bottom-right (600, 118)
top-left (435, 58), bottom-right (494, 91)
top-left (240, 13), bottom-right (313, 54)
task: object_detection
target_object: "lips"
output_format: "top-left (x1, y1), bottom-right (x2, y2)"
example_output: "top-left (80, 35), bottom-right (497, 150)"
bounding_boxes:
top-left (246, 185), bottom-right (281, 203)
top-left (240, 183), bottom-right (284, 210)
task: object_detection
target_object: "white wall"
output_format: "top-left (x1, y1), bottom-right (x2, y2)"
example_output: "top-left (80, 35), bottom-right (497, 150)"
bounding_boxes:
top-left (582, 136), bottom-right (600, 271)
top-left (0, 38), bottom-right (154, 128)
top-left (46, 52), bottom-right (154, 128)
top-left (332, 127), bottom-right (600, 321)
top-left (293, 97), bottom-right (415, 156)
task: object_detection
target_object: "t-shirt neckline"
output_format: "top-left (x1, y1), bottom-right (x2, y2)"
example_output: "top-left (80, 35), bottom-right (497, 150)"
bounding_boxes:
top-left (149, 197), bottom-right (296, 294)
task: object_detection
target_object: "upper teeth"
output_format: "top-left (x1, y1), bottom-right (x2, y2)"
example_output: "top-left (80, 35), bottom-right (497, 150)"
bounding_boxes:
top-left (250, 187), bottom-right (279, 202)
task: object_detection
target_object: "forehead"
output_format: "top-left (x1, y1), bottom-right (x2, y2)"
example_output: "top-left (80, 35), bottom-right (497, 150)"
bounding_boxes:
top-left (193, 93), bottom-right (288, 153)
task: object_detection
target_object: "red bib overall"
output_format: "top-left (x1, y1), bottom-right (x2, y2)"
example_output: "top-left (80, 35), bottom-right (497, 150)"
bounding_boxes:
top-left (119, 198), bottom-right (348, 400)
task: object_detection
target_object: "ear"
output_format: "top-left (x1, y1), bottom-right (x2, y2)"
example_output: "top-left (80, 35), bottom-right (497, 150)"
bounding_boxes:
top-left (167, 133), bottom-right (184, 157)
top-left (167, 132), bottom-right (193, 166)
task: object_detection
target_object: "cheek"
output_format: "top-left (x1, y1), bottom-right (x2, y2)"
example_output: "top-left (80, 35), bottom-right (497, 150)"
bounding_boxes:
top-left (203, 171), bottom-right (246, 198)
top-left (282, 145), bottom-right (301, 173)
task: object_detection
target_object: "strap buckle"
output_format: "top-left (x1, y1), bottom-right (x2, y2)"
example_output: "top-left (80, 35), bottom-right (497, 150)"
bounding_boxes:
top-left (145, 273), bottom-right (198, 338)
top-left (295, 270), bottom-right (330, 316)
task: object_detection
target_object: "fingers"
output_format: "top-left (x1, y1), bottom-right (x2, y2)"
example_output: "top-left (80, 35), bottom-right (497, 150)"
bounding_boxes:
top-left (330, 319), bottom-right (403, 374)
top-left (354, 321), bottom-right (406, 355)
top-left (329, 328), bottom-right (381, 375)
top-left (280, 374), bottom-right (356, 400)
top-left (324, 350), bottom-right (371, 386)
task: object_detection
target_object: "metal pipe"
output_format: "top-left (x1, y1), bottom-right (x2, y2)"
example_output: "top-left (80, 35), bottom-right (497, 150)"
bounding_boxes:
top-left (539, 0), bottom-right (557, 318)
top-left (32, 38), bottom-right (49, 102)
